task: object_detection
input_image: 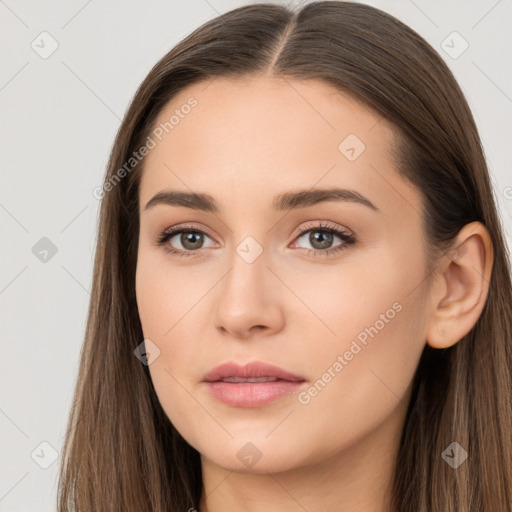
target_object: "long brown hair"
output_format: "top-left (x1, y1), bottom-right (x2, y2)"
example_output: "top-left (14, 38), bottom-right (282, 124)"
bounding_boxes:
top-left (57, 2), bottom-right (512, 510)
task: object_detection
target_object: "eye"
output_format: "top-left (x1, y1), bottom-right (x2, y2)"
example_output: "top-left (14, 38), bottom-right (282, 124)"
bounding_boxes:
top-left (155, 224), bottom-right (216, 257)
top-left (155, 221), bottom-right (356, 258)
top-left (291, 222), bottom-right (356, 257)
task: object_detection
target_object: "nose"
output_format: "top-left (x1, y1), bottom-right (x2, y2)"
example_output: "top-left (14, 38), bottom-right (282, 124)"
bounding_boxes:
top-left (213, 248), bottom-right (285, 340)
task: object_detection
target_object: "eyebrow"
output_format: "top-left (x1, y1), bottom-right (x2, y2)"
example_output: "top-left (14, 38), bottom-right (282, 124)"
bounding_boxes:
top-left (143, 187), bottom-right (379, 213)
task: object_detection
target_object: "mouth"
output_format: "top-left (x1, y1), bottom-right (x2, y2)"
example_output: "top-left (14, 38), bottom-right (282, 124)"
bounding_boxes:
top-left (215, 376), bottom-right (282, 383)
top-left (202, 361), bottom-right (306, 407)
top-left (202, 361), bottom-right (305, 383)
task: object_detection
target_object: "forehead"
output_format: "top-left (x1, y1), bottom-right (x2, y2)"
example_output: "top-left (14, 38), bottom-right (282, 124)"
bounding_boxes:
top-left (145, 75), bottom-right (388, 160)
top-left (138, 75), bottom-right (418, 219)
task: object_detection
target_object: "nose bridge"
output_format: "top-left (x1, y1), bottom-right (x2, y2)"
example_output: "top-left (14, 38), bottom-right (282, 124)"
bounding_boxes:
top-left (223, 207), bottom-right (272, 277)
top-left (213, 229), bottom-right (282, 336)
top-left (224, 232), bottom-right (269, 302)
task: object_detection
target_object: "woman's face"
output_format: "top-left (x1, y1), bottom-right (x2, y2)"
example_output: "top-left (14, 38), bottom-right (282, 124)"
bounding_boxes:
top-left (135, 76), bottom-right (430, 473)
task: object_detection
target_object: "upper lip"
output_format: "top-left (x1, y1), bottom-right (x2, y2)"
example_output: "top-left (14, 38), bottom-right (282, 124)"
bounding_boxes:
top-left (202, 361), bottom-right (305, 382)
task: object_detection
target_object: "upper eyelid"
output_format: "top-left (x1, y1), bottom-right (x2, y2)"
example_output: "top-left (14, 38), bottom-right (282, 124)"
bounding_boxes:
top-left (294, 221), bottom-right (352, 237)
top-left (162, 223), bottom-right (216, 240)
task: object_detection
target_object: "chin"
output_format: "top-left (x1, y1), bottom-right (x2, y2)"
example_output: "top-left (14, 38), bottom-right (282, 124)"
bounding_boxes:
top-left (194, 435), bottom-right (314, 475)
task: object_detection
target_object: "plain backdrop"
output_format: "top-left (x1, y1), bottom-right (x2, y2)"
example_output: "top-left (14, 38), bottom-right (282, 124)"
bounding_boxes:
top-left (1, 1), bottom-right (511, 510)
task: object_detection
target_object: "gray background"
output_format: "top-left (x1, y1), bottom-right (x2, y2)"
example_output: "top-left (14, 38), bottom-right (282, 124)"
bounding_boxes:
top-left (1, 0), bottom-right (511, 510)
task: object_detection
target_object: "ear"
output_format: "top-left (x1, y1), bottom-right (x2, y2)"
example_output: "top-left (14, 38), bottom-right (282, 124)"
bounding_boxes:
top-left (426, 221), bottom-right (494, 349)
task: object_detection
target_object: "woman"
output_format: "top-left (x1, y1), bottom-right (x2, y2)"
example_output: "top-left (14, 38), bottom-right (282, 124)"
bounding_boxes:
top-left (57, 1), bottom-right (512, 511)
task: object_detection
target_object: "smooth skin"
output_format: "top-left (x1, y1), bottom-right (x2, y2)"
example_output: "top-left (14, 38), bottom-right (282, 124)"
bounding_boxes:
top-left (135, 75), bottom-right (493, 512)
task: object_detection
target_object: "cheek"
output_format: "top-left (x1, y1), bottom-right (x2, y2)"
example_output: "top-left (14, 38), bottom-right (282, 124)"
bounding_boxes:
top-left (135, 252), bottom-right (208, 399)
top-left (136, 259), bottom-right (207, 445)
top-left (288, 250), bottom-right (425, 406)
top-left (284, 304), bottom-right (423, 473)
top-left (293, 268), bottom-right (427, 446)
top-left (135, 249), bottom-right (205, 338)
top-left (135, 269), bottom-right (173, 339)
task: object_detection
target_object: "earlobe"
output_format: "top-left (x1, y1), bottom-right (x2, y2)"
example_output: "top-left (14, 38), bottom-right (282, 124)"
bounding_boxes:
top-left (426, 221), bottom-right (493, 349)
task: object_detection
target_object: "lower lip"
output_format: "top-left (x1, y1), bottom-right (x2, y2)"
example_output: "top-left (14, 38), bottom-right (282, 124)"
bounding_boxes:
top-left (204, 380), bottom-right (305, 407)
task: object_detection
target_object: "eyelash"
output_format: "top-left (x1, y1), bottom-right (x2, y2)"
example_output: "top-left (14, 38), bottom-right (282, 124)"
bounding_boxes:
top-left (154, 222), bottom-right (356, 258)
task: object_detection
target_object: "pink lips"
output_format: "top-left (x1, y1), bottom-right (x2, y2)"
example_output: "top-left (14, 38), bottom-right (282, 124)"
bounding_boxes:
top-left (202, 361), bottom-right (306, 407)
